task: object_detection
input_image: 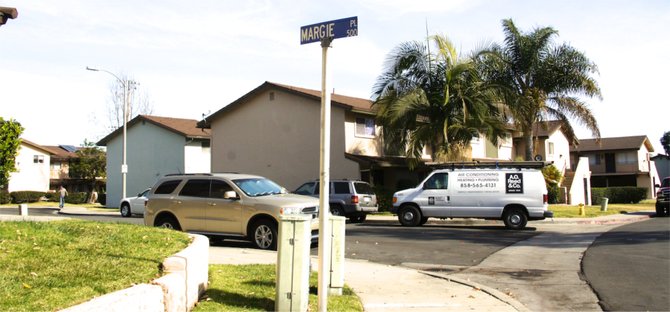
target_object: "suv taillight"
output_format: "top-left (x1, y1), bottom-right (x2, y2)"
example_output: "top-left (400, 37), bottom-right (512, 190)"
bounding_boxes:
top-left (351, 195), bottom-right (359, 204)
top-left (543, 194), bottom-right (548, 204)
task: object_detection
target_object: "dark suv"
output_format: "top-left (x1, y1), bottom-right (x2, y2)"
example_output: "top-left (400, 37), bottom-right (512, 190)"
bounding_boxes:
top-left (294, 179), bottom-right (378, 222)
top-left (656, 177), bottom-right (669, 217)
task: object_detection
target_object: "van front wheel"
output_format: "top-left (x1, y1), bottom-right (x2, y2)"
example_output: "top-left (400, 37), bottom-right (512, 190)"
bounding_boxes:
top-left (503, 208), bottom-right (527, 230)
top-left (398, 205), bottom-right (422, 227)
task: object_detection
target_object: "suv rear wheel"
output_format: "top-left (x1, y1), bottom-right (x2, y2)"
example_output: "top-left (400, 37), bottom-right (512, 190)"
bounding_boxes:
top-left (156, 215), bottom-right (181, 231)
top-left (251, 219), bottom-right (277, 250)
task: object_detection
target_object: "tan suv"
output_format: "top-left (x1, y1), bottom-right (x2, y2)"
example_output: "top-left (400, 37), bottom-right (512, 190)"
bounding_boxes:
top-left (144, 173), bottom-right (319, 250)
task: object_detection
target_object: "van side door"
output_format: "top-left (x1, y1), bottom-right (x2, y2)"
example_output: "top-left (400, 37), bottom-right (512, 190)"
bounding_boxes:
top-left (418, 172), bottom-right (451, 217)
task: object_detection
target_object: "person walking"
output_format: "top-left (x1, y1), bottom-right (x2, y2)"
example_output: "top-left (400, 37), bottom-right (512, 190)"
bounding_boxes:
top-left (59, 186), bottom-right (68, 209)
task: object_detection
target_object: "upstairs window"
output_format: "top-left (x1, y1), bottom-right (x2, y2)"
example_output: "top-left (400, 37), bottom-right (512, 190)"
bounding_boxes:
top-left (33, 155), bottom-right (44, 163)
top-left (355, 117), bottom-right (375, 137)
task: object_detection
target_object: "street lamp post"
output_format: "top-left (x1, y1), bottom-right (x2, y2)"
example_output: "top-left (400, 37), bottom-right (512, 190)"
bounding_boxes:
top-left (86, 66), bottom-right (130, 199)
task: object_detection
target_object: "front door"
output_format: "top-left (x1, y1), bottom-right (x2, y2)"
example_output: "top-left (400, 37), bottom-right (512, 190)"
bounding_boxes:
top-left (418, 172), bottom-right (451, 217)
top-left (605, 153), bottom-right (616, 173)
top-left (205, 179), bottom-right (243, 234)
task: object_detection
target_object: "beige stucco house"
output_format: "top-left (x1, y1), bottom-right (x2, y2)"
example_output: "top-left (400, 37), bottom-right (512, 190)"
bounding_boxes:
top-left (570, 135), bottom-right (660, 199)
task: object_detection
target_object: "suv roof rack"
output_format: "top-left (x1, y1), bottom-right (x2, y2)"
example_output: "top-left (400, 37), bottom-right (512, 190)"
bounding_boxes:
top-left (164, 173), bottom-right (213, 177)
top-left (429, 161), bottom-right (552, 170)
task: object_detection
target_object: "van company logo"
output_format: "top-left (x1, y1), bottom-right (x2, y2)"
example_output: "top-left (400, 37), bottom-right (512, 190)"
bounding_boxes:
top-left (506, 173), bottom-right (523, 194)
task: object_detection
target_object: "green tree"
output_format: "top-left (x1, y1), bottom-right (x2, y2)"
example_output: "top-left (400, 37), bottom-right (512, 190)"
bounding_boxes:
top-left (68, 140), bottom-right (106, 193)
top-left (0, 118), bottom-right (24, 191)
top-left (477, 19), bottom-right (602, 160)
top-left (661, 131), bottom-right (670, 155)
top-left (372, 35), bottom-right (506, 166)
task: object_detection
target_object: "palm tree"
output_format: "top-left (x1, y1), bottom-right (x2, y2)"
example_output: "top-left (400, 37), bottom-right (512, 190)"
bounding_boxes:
top-left (372, 35), bottom-right (506, 166)
top-left (477, 19), bottom-right (602, 160)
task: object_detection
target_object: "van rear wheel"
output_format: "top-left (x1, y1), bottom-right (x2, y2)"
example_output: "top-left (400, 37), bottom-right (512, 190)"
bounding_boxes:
top-left (503, 208), bottom-right (527, 230)
top-left (398, 205), bottom-right (422, 227)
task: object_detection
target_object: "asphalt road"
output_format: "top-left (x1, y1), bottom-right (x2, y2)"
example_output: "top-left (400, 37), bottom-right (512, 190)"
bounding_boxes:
top-left (328, 222), bottom-right (538, 266)
top-left (0, 207), bottom-right (144, 224)
top-left (583, 217), bottom-right (670, 311)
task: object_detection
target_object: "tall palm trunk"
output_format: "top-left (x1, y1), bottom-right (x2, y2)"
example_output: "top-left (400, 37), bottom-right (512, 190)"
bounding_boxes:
top-left (523, 131), bottom-right (533, 161)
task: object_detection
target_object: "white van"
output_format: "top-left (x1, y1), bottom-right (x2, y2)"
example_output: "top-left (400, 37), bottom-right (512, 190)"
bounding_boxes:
top-left (391, 167), bottom-right (553, 230)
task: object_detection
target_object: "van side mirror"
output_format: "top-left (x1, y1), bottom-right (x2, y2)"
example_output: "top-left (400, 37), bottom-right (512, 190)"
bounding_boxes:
top-left (224, 191), bottom-right (239, 200)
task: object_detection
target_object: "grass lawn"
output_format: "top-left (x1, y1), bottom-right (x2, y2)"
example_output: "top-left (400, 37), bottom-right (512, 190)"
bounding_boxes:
top-left (195, 264), bottom-right (363, 312)
top-left (0, 220), bottom-right (190, 311)
top-left (549, 200), bottom-right (655, 218)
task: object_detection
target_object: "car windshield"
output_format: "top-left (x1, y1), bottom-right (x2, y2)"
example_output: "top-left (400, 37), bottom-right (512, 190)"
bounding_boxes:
top-left (233, 178), bottom-right (286, 197)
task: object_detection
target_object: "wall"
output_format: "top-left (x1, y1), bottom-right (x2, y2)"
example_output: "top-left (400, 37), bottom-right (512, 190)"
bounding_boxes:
top-left (210, 88), bottom-right (359, 190)
top-left (105, 122), bottom-right (185, 207)
top-left (8, 143), bottom-right (50, 192)
top-left (545, 130), bottom-right (571, 172)
top-left (569, 157), bottom-right (592, 205)
top-left (344, 112), bottom-right (382, 157)
top-left (184, 140), bottom-right (211, 173)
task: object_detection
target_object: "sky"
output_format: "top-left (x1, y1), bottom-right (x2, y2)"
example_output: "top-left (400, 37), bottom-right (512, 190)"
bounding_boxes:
top-left (1, 0), bottom-right (668, 154)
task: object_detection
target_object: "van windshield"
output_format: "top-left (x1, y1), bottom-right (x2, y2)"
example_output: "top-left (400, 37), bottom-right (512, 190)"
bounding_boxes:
top-left (233, 178), bottom-right (286, 197)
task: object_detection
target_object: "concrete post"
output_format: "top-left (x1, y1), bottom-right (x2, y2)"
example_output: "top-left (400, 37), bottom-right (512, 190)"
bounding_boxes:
top-left (18, 204), bottom-right (28, 216)
top-left (329, 216), bottom-right (346, 295)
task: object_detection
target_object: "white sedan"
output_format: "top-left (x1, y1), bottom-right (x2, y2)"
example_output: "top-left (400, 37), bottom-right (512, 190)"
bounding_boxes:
top-left (119, 188), bottom-right (150, 217)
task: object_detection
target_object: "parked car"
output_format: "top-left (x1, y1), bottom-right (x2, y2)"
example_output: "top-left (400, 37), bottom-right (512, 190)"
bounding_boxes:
top-left (392, 167), bottom-right (553, 230)
top-left (119, 188), bottom-right (150, 217)
top-left (294, 179), bottom-right (378, 223)
top-left (144, 173), bottom-right (319, 250)
top-left (655, 177), bottom-right (669, 217)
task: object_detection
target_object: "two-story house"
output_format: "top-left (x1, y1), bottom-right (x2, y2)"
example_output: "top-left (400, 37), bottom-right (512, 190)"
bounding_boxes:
top-left (7, 139), bottom-right (52, 192)
top-left (570, 135), bottom-right (660, 199)
top-left (97, 115), bottom-right (211, 207)
top-left (198, 81), bottom-right (518, 192)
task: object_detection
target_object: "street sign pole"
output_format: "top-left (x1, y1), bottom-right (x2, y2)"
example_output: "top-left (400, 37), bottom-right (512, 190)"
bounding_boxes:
top-left (300, 16), bottom-right (357, 312)
top-left (317, 36), bottom-right (333, 312)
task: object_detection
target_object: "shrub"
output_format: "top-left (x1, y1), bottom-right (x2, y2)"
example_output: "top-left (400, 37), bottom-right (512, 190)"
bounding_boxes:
top-left (591, 187), bottom-right (648, 204)
top-left (98, 193), bottom-right (106, 206)
top-left (9, 191), bottom-right (46, 203)
top-left (44, 192), bottom-right (59, 202)
top-left (0, 191), bottom-right (10, 204)
top-left (65, 192), bottom-right (88, 204)
top-left (547, 183), bottom-right (560, 204)
top-left (374, 186), bottom-right (394, 212)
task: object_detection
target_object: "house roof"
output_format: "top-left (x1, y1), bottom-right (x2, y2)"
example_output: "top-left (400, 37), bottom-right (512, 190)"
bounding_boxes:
top-left (20, 139), bottom-right (54, 155)
top-left (97, 115), bottom-right (211, 146)
top-left (198, 81), bottom-right (374, 128)
top-left (42, 145), bottom-right (78, 159)
top-left (572, 135), bottom-right (654, 153)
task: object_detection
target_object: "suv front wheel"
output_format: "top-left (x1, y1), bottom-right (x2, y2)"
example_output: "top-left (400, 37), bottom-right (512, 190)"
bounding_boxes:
top-left (251, 220), bottom-right (278, 250)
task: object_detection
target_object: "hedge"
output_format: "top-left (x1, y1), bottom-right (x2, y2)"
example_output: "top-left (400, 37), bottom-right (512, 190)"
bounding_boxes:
top-left (374, 186), bottom-right (394, 213)
top-left (0, 191), bottom-right (10, 204)
top-left (65, 192), bottom-right (88, 204)
top-left (9, 191), bottom-right (46, 203)
top-left (591, 187), bottom-right (648, 204)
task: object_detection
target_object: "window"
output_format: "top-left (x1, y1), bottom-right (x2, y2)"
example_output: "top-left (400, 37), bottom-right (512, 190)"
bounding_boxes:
top-left (294, 182), bottom-right (315, 195)
top-left (616, 152), bottom-right (636, 165)
top-left (333, 182), bottom-right (350, 194)
top-left (355, 117), bottom-right (375, 137)
top-left (179, 179), bottom-right (211, 197)
top-left (154, 180), bottom-right (181, 194)
top-left (424, 173), bottom-right (449, 190)
top-left (33, 155), bottom-right (44, 163)
top-left (548, 142), bottom-right (555, 155)
top-left (210, 180), bottom-right (233, 198)
top-left (353, 182), bottom-right (374, 195)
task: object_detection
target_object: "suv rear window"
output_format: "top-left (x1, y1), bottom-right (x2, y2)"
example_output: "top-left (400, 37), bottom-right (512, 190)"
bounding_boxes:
top-left (154, 180), bottom-right (181, 194)
top-left (333, 182), bottom-right (350, 194)
top-left (353, 182), bottom-right (374, 194)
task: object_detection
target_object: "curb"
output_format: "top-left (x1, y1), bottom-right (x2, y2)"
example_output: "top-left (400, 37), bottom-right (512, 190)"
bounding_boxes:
top-left (364, 213), bottom-right (654, 227)
top-left (420, 270), bottom-right (531, 312)
top-left (61, 234), bottom-right (209, 312)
